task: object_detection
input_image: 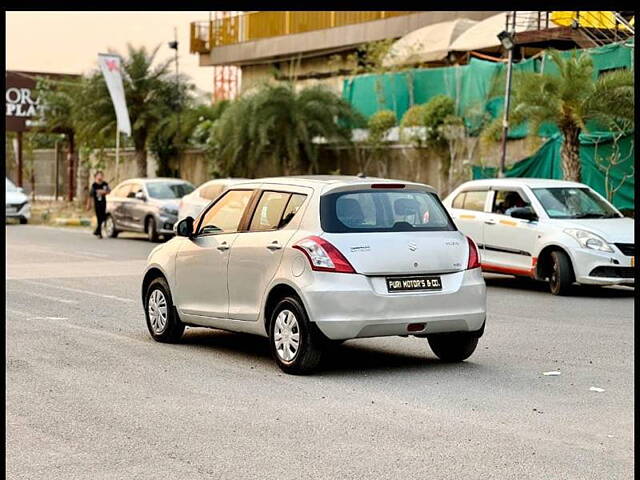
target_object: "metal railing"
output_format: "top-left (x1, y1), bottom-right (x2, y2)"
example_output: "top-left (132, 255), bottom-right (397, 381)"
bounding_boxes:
top-left (190, 11), bottom-right (414, 53)
top-left (505, 11), bottom-right (635, 48)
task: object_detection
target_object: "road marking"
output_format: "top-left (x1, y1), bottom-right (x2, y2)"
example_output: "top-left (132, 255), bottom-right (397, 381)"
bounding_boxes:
top-left (9, 244), bottom-right (111, 261)
top-left (29, 316), bottom-right (69, 321)
top-left (31, 315), bottom-right (147, 345)
top-left (8, 290), bottom-right (79, 305)
top-left (17, 279), bottom-right (136, 304)
top-left (6, 259), bottom-right (147, 280)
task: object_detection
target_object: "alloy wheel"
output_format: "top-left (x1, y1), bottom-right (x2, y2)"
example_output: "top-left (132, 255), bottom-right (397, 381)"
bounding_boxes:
top-left (148, 289), bottom-right (168, 334)
top-left (105, 217), bottom-right (114, 237)
top-left (273, 309), bottom-right (300, 362)
top-left (550, 259), bottom-right (559, 290)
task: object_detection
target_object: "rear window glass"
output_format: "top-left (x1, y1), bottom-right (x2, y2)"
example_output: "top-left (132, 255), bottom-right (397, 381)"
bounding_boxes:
top-left (320, 189), bottom-right (456, 233)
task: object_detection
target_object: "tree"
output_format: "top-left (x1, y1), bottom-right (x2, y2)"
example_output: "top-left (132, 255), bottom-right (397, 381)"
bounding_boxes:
top-left (79, 44), bottom-right (193, 177)
top-left (421, 95), bottom-right (456, 192)
top-left (150, 101), bottom-right (229, 177)
top-left (35, 77), bottom-right (84, 201)
top-left (210, 83), bottom-right (364, 177)
top-left (593, 125), bottom-right (634, 206)
top-left (504, 50), bottom-right (634, 182)
top-left (355, 109), bottom-right (396, 175)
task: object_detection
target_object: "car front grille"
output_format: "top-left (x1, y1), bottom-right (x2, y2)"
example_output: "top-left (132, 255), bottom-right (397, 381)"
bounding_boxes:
top-left (7, 202), bottom-right (26, 210)
top-left (589, 266), bottom-right (635, 279)
top-left (615, 243), bottom-right (635, 256)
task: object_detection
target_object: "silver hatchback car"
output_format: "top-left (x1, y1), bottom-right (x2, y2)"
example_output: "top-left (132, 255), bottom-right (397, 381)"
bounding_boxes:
top-left (141, 176), bottom-right (487, 374)
top-left (105, 178), bottom-right (195, 242)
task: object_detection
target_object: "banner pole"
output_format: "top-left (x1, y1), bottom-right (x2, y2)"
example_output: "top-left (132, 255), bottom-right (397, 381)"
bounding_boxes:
top-left (115, 129), bottom-right (120, 184)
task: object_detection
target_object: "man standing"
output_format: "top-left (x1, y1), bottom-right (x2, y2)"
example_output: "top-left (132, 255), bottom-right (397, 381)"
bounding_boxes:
top-left (88, 171), bottom-right (110, 238)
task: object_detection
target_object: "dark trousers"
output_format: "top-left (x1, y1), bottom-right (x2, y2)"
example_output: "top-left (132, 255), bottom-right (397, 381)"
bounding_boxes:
top-left (94, 202), bottom-right (106, 235)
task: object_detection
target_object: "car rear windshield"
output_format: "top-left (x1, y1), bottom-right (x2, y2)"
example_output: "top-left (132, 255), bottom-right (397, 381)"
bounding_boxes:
top-left (320, 189), bottom-right (456, 233)
top-left (147, 181), bottom-right (195, 199)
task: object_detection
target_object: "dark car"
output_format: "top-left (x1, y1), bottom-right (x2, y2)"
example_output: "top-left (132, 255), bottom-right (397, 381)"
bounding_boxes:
top-left (104, 178), bottom-right (195, 241)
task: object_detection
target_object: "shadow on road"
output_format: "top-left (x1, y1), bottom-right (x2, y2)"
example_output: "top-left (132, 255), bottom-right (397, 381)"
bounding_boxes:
top-left (179, 328), bottom-right (488, 376)
top-left (484, 275), bottom-right (634, 298)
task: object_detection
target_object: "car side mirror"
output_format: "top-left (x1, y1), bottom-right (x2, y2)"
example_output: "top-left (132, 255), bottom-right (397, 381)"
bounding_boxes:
top-left (176, 216), bottom-right (194, 238)
top-left (135, 191), bottom-right (147, 201)
top-left (510, 206), bottom-right (538, 222)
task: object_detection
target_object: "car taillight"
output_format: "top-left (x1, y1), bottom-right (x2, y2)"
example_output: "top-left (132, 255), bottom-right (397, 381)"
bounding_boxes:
top-left (467, 236), bottom-right (481, 270)
top-left (292, 236), bottom-right (356, 273)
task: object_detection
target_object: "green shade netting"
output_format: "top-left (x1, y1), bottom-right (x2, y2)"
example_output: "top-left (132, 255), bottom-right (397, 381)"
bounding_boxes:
top-left (472, 130), bottom-right (634, 210)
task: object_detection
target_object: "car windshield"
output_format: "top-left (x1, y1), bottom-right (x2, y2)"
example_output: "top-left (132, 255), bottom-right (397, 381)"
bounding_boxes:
top-left (146, 181), bottom-right (194, 199)
top-left (6, 178), bottom-right (18, 192)
top-left (531, 187), bottom-right (620, 219)
top-left (321, 189), bottom-right (456, 233)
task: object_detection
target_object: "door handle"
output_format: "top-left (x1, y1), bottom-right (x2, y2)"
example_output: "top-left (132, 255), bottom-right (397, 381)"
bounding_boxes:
top-left (266, 241), bottom-right (282, 251)
top-left (216, 243), bottom-right (229, 251)
top-left (484, 219), bottom-right (496, 225)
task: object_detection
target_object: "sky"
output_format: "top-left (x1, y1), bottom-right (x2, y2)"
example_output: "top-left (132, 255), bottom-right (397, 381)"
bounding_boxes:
top-left (6, 11), bottom-right (215, 97)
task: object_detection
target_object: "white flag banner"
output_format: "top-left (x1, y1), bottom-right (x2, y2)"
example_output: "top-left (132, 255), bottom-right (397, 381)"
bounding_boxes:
top-left (98, 53), bottom-right (131, 136)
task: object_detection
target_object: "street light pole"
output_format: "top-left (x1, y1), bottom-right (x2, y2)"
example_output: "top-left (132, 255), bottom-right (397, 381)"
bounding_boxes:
top-left (497, 28), bottom-right (515, 178)
top-left (169, 28), bottom-right (180, 177)
top-left (499, 46), bottom-right (514, 177)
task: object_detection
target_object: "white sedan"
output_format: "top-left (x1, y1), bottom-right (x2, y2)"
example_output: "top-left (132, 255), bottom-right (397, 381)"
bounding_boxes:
top-left (443, 178), bottom-right (634, 295)
top-left (178, 178), bottom-right (246, 221)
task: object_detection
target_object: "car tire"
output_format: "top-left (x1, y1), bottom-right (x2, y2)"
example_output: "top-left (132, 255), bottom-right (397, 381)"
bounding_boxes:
top-left (549, 250), bottom-right (574, 296)
top-left (104, 215), bottom-right (119, 238)
top-left (427, 333), bottom-right (478, 362)
top-left (146, 217), bottom-right (159, 242)
top-left (19, 217), bottom-right (28, 225)
top-left (144, 277), bottom-right (184, 343)
top-left (269, 296), bottom-right (324, 375)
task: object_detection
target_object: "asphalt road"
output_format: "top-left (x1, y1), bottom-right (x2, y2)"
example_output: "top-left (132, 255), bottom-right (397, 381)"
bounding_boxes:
top-left (5, 225), bottom-right (634, 480)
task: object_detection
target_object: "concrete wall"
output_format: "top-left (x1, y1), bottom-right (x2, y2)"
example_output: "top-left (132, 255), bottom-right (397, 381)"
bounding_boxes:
top-left (11, 136), bottom-right (535, 199)
top-left (241, 54), bottom-right (354, 94)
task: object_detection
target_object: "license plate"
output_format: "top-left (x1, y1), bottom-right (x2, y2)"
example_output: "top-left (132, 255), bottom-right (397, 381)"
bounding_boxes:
top-left (386, 275), bottom-right (442, 292)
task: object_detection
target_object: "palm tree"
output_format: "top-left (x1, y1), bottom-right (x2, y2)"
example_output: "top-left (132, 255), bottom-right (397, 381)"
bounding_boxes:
top-left (79, 44), bottom-right (193, 177)
top-left (507, 49), bottom-right (634, 182)
top-left (211, 83), bottom-right (364, 177)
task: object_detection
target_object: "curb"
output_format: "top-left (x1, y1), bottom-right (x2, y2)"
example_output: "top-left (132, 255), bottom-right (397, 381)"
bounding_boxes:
top-left (54, 218), bottom-right (92, 227)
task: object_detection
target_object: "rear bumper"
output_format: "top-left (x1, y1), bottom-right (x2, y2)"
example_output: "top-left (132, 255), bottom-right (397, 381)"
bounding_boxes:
top-left (302, 268), bottom-right (487, 340)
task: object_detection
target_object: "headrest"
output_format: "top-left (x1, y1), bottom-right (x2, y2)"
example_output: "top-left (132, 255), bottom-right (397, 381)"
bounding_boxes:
top-left (336, 197), bottom-right (364, 225)
top-left (394, 198), bottom-right (420, 216)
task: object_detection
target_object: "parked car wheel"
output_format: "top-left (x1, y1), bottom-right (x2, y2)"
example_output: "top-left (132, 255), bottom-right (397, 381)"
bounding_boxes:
top-left (146, 217), bottom-right (159, 242)
top-left (104, 215), bottom-right (118, 238)
top-left (269, 296), bottom-right (323, 375)
top-left (19, 217), bottom-right (28, 225)
top-left (427, 333), bottom-right (478, 362)
top-left (549, 250), bottom-right (574, 296)
top-left (144, 277), bottom-right (184, 343)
